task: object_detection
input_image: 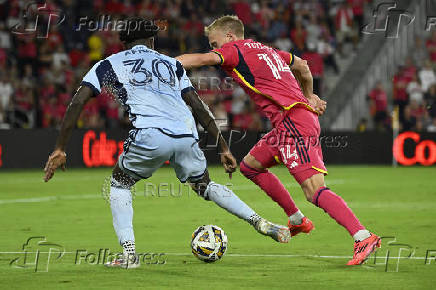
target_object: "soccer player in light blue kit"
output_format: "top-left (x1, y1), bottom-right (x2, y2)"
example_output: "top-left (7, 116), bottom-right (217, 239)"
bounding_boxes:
top-left (43, 18), bottom-right (290, 268)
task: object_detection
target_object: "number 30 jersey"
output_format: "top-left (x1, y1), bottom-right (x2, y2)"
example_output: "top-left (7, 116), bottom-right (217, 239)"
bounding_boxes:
top-left (212, 39), bottom-right (316, 127)
top-left (81, 45), bottom-right (198, 138)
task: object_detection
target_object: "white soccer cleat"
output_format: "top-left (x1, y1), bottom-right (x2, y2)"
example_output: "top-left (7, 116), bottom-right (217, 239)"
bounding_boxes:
top-left (254, 218), bottom-right (291, 243)
top-left (104, 254), bottom-right (140, 269)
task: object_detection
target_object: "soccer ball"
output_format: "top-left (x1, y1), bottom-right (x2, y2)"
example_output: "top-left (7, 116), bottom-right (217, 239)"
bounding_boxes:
top-left (191, 225), bottom-right (228, 262)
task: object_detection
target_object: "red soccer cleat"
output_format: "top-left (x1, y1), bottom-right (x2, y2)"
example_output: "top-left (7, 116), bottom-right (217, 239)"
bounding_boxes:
top-left (347, 233), bottom-right (381, 265)
top-left (287, 217), bottom-right (314, 237)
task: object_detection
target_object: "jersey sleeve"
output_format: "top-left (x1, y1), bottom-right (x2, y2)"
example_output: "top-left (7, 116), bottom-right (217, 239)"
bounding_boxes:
top-left (81, 61), bottom-right (102, 96)
top-left (276, 50), bottom-right (295, 66)
top-left (211, 45), bottom-right (239, 69)
top-left (176, 60), bottom-right (195, 95)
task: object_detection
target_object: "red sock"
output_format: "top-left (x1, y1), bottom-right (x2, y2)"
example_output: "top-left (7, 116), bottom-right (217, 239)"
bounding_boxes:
top-left (312, 187), bottom-right (364, 236)
top-left (240, 161), bottom-right (299, 216)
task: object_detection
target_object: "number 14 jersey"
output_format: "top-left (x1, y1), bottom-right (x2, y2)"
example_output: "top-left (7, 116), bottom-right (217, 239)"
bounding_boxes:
top-left (212, 39), bottom-right (316, 128)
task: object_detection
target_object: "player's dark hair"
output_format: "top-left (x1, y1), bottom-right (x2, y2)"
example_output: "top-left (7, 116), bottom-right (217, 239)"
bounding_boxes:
top-left (118, 17), bottom-right (159, 44)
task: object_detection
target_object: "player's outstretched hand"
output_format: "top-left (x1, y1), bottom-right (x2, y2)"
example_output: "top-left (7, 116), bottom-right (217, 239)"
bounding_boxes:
top-left (44, 149), bottom-right (66, 182)
top-left (220, 151), bottom-right (237, 179)
top-left (308, 94), bottom-right (327, 116)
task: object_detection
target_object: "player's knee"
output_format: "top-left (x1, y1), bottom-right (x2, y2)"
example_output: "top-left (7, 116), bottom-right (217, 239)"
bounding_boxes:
top-left (112, 163), bottom-right (138, 189)
top-left (301, 184), bottom-right (316, 202)
top-left (240, 156), bottom-right (265, 179)
top-left (239, 160), bottom-right (251, 177)
top-left (301, 179), bottom-right (323, 202)
top-left (306, 191), bottom-right (316, 202)
top-left (242, 155), bottom-right (264, 169)
top-left (192, 182), bottom-right (210, 199)
top-left (301, 174), bottom-right (325, 203)
top-left (240, 161), bottom-right (256, 179)
top-left (111, 173), bottom-right (136, 189)
top-left (190, 170), bottom-right (211, 200)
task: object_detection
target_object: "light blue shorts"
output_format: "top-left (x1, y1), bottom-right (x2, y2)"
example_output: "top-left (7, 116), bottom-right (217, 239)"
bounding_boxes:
top-left (118, 128), bottom-right (207, 182)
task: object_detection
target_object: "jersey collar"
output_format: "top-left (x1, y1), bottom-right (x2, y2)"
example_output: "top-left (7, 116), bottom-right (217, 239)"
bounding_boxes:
top-left (131, 44), bottom-right (150, 50)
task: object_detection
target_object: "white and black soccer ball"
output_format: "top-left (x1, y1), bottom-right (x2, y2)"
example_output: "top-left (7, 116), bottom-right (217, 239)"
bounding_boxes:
top-left (191, 225), bottom-right (228, 262)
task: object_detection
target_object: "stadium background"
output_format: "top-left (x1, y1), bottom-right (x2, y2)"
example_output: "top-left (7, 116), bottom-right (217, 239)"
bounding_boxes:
top-left (0, 1), bottom-right (435, 289)
top-left (0, 0), bottom-right (435, 168)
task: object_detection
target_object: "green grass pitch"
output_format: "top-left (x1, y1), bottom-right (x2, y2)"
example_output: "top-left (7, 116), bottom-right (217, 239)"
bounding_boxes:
top-left (0, 165), bottom-right (435, 289)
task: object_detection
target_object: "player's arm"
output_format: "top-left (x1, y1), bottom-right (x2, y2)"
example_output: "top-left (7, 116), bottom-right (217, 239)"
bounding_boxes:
top-left (44, 86), bottom-right (94, 182)
top-left (176, 52), bottom-right (222, 69)
top-left (182, 89), bottom-right (236, 177)
top-left (291, 55), bottom-right (314, 99)
top-left (291, 55), bottom-right (326, 115)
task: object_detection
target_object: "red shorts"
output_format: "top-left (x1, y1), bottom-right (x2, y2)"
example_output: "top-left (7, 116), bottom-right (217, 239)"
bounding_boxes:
top-left (249, 107), bottom-right (327, 184)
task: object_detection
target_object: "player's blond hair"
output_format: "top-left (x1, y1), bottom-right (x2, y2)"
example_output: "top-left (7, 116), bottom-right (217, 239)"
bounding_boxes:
top-left (204, 15), bottom-right (244, 38)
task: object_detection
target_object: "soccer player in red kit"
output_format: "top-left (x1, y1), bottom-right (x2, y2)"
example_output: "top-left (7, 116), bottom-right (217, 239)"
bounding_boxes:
top-left (177, 16), bottom-right (380, 265)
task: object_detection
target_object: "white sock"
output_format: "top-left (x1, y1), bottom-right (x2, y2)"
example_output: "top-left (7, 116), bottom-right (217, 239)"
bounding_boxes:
top-left (205, 181), bottom-right (256, 221)
top-left (289, 210), bottom-right (305, 225)
top-left (110, 182), bottom-right (135, 245)
top-left (353, 229), bottom-right (371, 242)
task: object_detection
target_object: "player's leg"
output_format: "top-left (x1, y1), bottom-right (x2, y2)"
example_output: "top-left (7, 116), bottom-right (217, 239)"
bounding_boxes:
top-left (111, 164), bottom-right (138, 244)
top-left (189, 169), bottom-right (255, 222)
top-left (239, 130), bottom-right (307, 228)
top-left (300, 172), bottom-right (366, 238)
top-left (299, 171), bottom-right (381, 265)
top-left (105, 162), bottom-right (140, 269)
top-left (106, 128), bottom-right (171, 268)
top-left (189, 169), bottom-right (290, 243)
top-left (282, 108), bottom-right (380, 264)
top-left (172, 137), bottom-right (290, 243)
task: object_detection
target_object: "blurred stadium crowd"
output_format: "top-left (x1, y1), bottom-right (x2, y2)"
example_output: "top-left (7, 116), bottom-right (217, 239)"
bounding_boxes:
top-left (5, 0), bottom-right (423, 133)
top-left (366, 33), bottom-right (436, 132)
